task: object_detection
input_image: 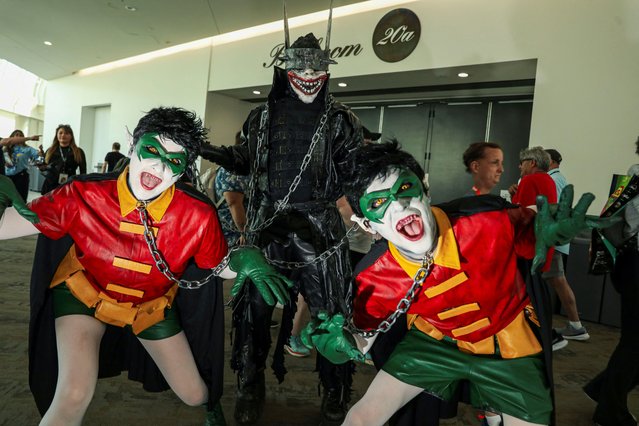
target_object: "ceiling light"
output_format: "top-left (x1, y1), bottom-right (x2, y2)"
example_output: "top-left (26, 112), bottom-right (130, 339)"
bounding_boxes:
top-left (124, 5), bottom-right (137, 11)
top-left (458, 72), bottom-right (469, 78)
top-left (337, 82), bottom-right (347, 87)
top-left (252, 90), bottom-right (261, 95)
top-left (44, 41), bottom-right (52, 46)
top-left (78, 0), bottom-right (418, 75)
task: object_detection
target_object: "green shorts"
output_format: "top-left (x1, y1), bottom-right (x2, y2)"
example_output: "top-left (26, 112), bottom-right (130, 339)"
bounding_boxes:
top-left (52, 283), bottom-right (182, 340)
top-left (383, 328), bottom-right (552, 424)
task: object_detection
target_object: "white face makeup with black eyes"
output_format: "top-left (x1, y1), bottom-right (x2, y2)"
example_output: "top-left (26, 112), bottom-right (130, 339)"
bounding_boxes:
top-left (353, 170), bottom-right (438, 262)
top-left (128, 136), bottom-right (184, 201)
top-left (287, 69), bottom-right (327, 104)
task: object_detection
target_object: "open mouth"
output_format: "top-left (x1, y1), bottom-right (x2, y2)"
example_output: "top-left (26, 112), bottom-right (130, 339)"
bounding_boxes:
top-left (140, 171), bottom-right (162, 190)
top-left (288, 72), bottom-right (327, 96)
top-left (396, 214), bottom-right (424, 241)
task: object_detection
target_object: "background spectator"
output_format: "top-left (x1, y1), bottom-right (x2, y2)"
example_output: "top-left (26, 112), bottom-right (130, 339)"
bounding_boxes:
top-left (462, 142), bottom-right (504, 196)
top-left (510, 146), bottom-right (565, 352)
top-left (213, 132), bottom-right (248, 247)
top-left (1, 130), bottom-right (42, 201)
top-left (101, 142), bottom-right (125, 173)
top-left (41, 124), bottom-right (86, 194)
top-left (543, 148), bottom-right (589, 342)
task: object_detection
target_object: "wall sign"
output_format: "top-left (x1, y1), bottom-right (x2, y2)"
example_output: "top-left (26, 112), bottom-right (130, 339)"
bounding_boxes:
top-left (372, 8), bottom-right (421, 63)
top-left (263, 38), bottom-right (363, 68)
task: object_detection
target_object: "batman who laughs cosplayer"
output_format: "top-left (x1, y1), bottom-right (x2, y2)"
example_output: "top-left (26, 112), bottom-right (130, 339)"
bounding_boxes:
top-left (200, 10), bottom-right (363, 425)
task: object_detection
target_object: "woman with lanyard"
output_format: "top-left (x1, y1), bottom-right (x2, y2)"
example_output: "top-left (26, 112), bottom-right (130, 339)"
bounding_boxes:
top-left (41, 124), bottom-right (86, 194)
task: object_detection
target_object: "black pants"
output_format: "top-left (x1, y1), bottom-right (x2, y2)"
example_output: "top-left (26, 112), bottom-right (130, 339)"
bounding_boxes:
top-left (585, 247), bottom-right (639, 426)
top-left (9, 170), bottom-right (29, 202)
top-left (231, 228), bottom-right (353, 395)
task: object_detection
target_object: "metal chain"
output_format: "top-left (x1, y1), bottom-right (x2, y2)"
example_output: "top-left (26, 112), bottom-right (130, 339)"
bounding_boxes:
top-left (244, 95), bottom-right (335, 238)
top-left (266, 222), bottom-right (359, 269)
top-left (137, 203), bottom-right (234, 289)
top-left (348, 252), bottom-right (435, 338)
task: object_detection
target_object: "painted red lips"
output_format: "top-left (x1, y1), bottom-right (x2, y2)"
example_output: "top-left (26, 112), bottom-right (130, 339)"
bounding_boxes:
top-left (396, 214), bottom-right (424, 241)
top-left (140, 171), bottom-right (162, 190)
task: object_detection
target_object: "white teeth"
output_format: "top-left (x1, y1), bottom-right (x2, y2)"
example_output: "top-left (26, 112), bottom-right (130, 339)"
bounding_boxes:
top-left (293, 76), bottom-right (322, 94)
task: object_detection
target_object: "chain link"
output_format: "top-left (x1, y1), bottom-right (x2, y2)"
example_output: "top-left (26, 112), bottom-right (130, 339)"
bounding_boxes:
top-left (137, 203), bottom-right (233, 289)
top-left (244, 96), bottom-right (335, 239)
top-left (266, 222), bottom-right (359, 269)
top-left (348, 252), bottom-right (434, 338)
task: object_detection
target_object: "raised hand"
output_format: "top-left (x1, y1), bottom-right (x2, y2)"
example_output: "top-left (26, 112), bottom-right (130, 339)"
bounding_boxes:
top-left (0, 175), bottom-right (39, 223)
top-left (301, 312), bottom-right (365, 364)
top-left (228, 246), bottom-right (293, 306)
top-left (532, 184), bottom-right (619, 272)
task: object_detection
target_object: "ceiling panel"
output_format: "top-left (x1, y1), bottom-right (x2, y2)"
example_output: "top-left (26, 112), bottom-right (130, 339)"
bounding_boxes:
top-left (0, 0), bottom-right (367, 80)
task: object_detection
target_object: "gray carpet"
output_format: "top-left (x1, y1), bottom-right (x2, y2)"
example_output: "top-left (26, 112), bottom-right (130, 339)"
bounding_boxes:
top-left (0, 234), bottom-right (636, 425)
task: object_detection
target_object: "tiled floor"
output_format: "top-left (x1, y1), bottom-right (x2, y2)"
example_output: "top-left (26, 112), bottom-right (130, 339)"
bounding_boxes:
top-left (0, 234), bottom-right (636, 425)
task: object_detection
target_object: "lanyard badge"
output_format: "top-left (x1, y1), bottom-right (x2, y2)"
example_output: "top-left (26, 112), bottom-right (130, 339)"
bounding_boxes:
top-left (359, 169), bottom-right (424, 223)
top-left (136, 133), bottom-right (187, 176)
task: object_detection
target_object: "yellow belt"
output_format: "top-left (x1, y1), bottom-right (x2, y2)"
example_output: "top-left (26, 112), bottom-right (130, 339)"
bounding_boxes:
top-left (407, 305), bottom-right (542, 359)
top-left (50, 245), bottom-right (178, 335)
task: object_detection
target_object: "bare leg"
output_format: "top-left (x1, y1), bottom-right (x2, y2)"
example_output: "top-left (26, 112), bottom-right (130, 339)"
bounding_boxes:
top-left (291, 293), bottom-right (309, 336)
top-left (40, 315), bottom-right (106, 426)
top-left (343, 370), bottom-right (423, 426)
top-left (502, 412), bottom-right (546, 426)
top-left (138, 331), bottom-right (208, 406)
top-left (548, 276), bottom-right (580, 322)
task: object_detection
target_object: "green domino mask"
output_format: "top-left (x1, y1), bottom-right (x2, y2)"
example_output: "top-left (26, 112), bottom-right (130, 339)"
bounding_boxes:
top-left (359, 169), bottom-right (424, 223)
top-left (136, 133), bottom-right (188, 176)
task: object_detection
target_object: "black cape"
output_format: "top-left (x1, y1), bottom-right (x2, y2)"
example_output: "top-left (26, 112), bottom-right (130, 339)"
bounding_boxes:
top-left (28, 233), bottom-right (225, 415)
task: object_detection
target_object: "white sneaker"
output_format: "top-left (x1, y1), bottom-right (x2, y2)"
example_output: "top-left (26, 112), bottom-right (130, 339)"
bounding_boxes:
top-left (557, 324), bottom-right (590, 341)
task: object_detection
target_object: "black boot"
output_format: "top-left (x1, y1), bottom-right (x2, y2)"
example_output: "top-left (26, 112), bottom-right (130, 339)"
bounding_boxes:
top-left (321, 386), bottom-right (348, 425)
top-left (204, 401), bottom-right (226, 426)
top-left (234, 371), bottom-right (265, 425)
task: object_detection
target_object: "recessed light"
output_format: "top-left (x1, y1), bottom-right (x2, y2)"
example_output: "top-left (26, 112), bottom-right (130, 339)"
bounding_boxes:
top-left (338, 82), bottom-right (347, 87)
top-left (44, 41), bottom-right (53, 46)
top-left (124, 5), bottom-right (137, 11)
top-left (252, 90), bottom-right (261, 95)
top-left (458, 72), bottom-right (469, 78)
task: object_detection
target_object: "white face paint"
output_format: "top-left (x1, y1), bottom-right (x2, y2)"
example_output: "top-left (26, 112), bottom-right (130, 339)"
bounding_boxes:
top-left (287, 69), bottom-right (327, 104)
top-left (353, 170), bottom-right (438, 262)
top-left (128, 135), bottom-right (184, 201)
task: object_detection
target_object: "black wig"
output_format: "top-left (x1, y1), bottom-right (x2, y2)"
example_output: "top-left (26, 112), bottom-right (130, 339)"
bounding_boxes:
top-left (342, 139), bottom-right (426, 217)
top-left (132, 107), bottom-right (208, 182)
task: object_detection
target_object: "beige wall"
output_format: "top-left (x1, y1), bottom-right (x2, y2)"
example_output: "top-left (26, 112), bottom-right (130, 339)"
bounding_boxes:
top-left (44, 48), bottom-right (211, 168)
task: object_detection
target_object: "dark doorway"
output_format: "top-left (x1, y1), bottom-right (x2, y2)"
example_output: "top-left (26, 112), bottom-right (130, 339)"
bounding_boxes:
top-left (352, 98), bottom-right (533, 204)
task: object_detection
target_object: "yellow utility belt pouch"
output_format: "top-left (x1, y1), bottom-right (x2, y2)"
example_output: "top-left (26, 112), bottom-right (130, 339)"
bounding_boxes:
top-left (50, 245), bottom-right (178, 335)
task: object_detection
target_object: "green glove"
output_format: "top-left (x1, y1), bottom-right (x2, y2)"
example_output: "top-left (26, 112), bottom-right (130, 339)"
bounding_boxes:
top-left (228, 246), bottom-right (293, 306)
top-left (300, 312), bottom-right (365, 364)
top-left (532, 184), bottom-right (619, 272)
top-left (0, 175), bottom-right (39, 224)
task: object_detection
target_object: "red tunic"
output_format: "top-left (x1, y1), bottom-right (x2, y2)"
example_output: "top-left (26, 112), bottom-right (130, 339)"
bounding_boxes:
top-left (29, 171), bottom-right (227, 305)
top-left (354, 206), bottom-right (537, 345)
